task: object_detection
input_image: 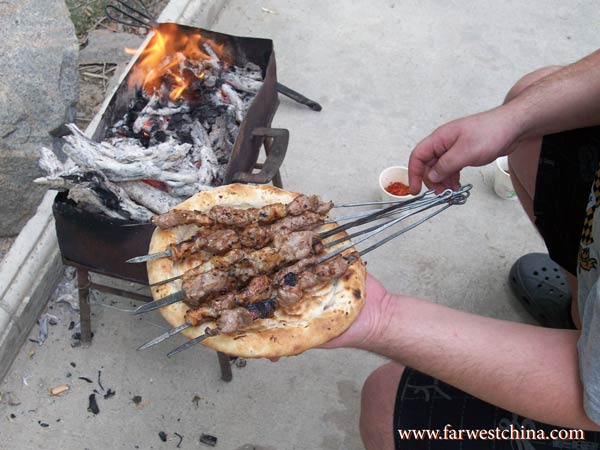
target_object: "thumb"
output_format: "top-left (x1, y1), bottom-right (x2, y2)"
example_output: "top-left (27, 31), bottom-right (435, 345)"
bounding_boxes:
top-left (425, 149), bottom-right (465, 184)
top-left (427, 166), bottom-right (443, 183)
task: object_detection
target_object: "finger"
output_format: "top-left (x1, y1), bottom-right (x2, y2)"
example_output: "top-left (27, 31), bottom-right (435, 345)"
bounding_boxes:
top-left (408, 136), bottom-right (438, 194)
top-left (422, 133), bottom-right (464, 184)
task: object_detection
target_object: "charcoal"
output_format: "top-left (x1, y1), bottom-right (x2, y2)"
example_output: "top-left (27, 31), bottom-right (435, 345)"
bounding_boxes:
top-left (38, 421), bottom-right (50, 428)
top-left (158, 431), bottom-right (167, 442)
top-left (78, 377), bottom-right (93, 383)
top-left (97, 370), bottom-right (104, 392)
top-left (103, 389), bottom-right (116, 399)
top-left (87, 394), bottom-right (100, 415)
top-left (174, 433), bottom-right (183, 448)
top-left (200, 434), bottom-right (217, 447)
top-left (132, 395), bottom-right (142, 405)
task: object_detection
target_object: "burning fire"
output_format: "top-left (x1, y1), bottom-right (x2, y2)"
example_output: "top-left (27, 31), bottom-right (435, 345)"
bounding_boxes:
top-left (128, 23), bottom-right (230, 101)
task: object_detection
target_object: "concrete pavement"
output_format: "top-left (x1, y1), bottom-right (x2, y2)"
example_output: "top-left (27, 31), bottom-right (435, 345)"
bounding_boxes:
top-left (2, 1), bottom-right (600, 449)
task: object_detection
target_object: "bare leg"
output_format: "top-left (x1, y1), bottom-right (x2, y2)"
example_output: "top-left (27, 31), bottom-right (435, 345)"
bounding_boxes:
top-left (360, 362), bottom-right (405, 450)
top-left (506, 66), bottom-right (581, 328)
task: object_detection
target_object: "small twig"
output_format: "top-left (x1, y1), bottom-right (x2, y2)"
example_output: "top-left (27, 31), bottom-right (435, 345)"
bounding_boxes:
top-left (102, 62), bottom-right (107, 93)
top-left (81, 72), bottom-right (109, 80)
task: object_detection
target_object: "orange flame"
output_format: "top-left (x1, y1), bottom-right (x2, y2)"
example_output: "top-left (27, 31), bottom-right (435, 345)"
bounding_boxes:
top-left (128, 24), bottom-right (230, 102)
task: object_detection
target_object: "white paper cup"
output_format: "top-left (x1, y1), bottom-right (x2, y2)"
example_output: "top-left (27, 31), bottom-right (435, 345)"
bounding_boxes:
top-left (378, 166), bottom-right (422, 202)
top-left (494, 156), bottom-right (516, 199)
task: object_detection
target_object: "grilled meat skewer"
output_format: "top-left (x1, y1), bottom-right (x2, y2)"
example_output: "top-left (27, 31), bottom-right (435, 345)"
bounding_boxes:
top-left (152, 194), bottom-right (333, 229)
top-left (128, 210), bottom-right (324, 264)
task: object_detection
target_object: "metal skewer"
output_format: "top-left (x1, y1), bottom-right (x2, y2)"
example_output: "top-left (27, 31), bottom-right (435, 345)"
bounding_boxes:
top-left (137, 322), bottom-right (191, 350)
top-left (166, 327), bottom-right (219, 358)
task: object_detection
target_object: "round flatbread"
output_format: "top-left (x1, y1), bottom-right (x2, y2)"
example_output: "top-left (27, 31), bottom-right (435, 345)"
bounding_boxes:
top-left (147, 183), bottom-right (366, 358)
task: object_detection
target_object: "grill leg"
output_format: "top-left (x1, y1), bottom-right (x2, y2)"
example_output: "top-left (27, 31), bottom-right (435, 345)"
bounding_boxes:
top-left (77, 268), bottom-right (93, 344)
top-left (217, 351), bottom-right (232, 382)
top-left (263, 135), bottom-right (283, 188)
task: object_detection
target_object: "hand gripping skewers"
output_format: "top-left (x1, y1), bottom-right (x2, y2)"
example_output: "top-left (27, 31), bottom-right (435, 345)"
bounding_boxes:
top-left (136, 185), bottom-right (472, 356)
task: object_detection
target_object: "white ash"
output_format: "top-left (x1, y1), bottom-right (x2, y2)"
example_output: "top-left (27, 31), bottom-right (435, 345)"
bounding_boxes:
top-left (118, 181), bottom-right (180, 214)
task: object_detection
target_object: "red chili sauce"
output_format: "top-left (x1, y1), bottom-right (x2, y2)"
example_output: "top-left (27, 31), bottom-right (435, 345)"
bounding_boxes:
top-left (385, 181), bottom-right (410, 196)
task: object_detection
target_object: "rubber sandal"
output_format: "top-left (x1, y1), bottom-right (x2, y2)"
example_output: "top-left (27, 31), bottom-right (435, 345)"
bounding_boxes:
top-left (509, 253), bottom-right (576, 329)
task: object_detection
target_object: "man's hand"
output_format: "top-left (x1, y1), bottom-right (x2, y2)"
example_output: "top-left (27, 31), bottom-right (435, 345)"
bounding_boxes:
top-left (408, 107), bottom-right (521, 193)
top-left (319, 273), bottom-right (391, 349)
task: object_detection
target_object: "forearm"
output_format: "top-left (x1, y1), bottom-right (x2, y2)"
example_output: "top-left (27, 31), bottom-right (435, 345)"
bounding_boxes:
top-left (506, 49), bottom-right (600, 138)
top-left (359, 294), bottom-right (599, 430)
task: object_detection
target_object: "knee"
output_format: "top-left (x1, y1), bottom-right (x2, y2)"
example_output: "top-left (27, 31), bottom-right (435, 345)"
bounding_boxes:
top-left (504, 65), bottom-right (563, 104)
top-left (360, 362), bottom-right (405, 450)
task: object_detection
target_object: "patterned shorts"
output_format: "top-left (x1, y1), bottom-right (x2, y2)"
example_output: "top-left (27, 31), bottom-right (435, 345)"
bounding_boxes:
top-left (393, 368), bottom-right (600, 449)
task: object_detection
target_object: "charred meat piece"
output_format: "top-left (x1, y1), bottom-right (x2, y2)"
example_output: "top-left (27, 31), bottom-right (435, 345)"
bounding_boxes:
top-left (287, 194), bottom-right (333, 216)
top-left (181, 270), bottom-right (238, 308)
top-left (272, 257), bottom-right (318, 286)
top-left (170, 228), bottom-right (239, 260)
top-left (153, 210), bottom-right (212, 229)
top-left (235, 275), bottom-right (273, 305)
top-left (217, 308), bottom-right (253, 333)
top-left (273, 231), bottom-right (323, 262)
top-left (239, 223), bottom-right (273, 248)
top-left (256, 203), bottom-right (287, 223)
top-left (270, 211), bottom-right (322, 234)
top-left (182, 249), bottom-right (247, 282)
top-left (216, 298), bottom-right (277, 333)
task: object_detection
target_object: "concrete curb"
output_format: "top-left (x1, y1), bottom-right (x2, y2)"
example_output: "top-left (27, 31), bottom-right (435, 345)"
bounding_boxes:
top-left (0, 0), bottom-right (229, 383)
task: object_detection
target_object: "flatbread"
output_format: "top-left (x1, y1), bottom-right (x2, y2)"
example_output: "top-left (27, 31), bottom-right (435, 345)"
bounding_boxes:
top-left (147, 184), bottom-right (366, 358)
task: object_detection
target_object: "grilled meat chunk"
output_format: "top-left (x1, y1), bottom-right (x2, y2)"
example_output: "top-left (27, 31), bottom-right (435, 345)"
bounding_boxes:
top-left (239, 223), bottom-right (273, 248)
top-left (182, 270), bottom-right (239, 308)
top-left (287, 194), bottom-right (333, 216)
top-left (273, 231), bottom-right (323, 261)
top-left (170, 228), bottom-right (239, 260)
top-left (153, 210), bottom-right (211, 229)
top-left (216, 298), bottom-right (277, 334)
top-left (217, 308), bottom-right (253, 333)
top-left (270, 212), bottom-right (322, 234)
top-left (277, 252), bottom-right (358, 307)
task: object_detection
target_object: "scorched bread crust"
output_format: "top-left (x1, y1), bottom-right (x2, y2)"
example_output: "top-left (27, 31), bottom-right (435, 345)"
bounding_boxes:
top-left (147, 183), bottom-right (366, 358)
